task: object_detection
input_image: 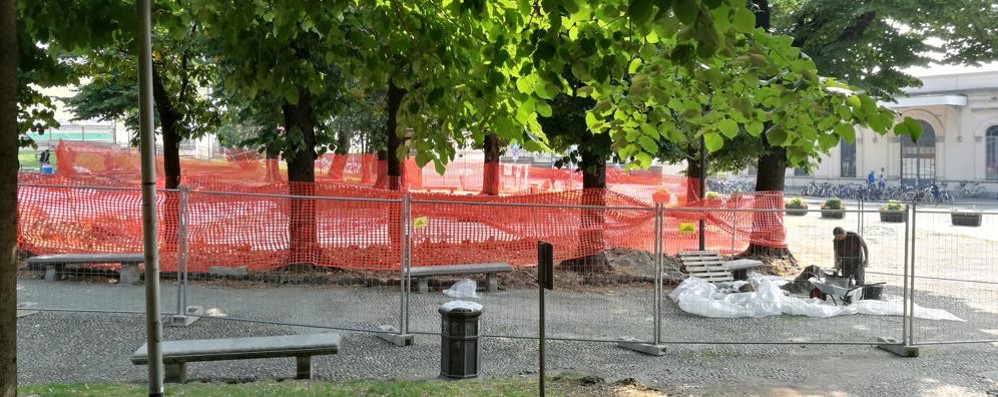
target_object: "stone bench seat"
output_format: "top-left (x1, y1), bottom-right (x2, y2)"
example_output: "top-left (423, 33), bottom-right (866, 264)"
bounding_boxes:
top-left (406, 263), bottom-right (513, 293)
top-left (27, 253), bottom-right (145, 285)
top-left (129, 333), bottom-right (341, 383)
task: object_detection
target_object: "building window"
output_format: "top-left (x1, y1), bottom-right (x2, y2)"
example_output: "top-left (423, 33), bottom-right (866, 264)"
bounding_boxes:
top-left (988, 126), bottom-right (998, 180)
top-left (840, 139), bottom-right (856, 178)
top-left (901, 120), bottom-right (936, 188)
top-left (794, 167), bottom-right (809, 177)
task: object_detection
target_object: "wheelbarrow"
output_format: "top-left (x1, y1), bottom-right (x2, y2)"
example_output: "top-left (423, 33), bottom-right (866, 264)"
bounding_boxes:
top-left (809, 272), bottom-right (885, 306)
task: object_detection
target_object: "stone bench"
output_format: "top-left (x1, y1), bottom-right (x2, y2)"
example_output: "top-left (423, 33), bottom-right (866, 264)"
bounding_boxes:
top-left (129, 333), bottom-right (341, 383)
top-left (407, 263), bottom-right (513, 293)
top-left (721, 259), bottom-right (765, 281)
top-left (27, 253), bottom-right (145, 285)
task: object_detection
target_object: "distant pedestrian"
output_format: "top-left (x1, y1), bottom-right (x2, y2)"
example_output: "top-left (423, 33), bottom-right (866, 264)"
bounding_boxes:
top-left (877, 168), bottom-right (885, 190)
top-left (867, 170), bottom-right (875, 187)
top-left (37, 149), bottom-right (51, 166)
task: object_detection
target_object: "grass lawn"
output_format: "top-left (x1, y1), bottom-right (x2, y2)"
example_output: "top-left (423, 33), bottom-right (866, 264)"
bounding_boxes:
top-left (18, 150), bottom-right (57, 170)
top-left (17, 376), bottom-right (640, 397)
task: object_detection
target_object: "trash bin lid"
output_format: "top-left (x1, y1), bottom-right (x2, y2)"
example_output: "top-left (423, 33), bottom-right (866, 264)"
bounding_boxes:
top-left (439, 300), bottom-right (483, 315)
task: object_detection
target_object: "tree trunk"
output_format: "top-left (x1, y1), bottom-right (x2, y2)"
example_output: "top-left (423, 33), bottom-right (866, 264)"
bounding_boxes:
top-left (566, 140), bottom-right (611, 274)
top-left (386, 82), bottom-right (406, 191)
top-left (741, 0), bottom-right (794, 261)
top-left (151, 66), bottom-right (182, 190)
top-left (374, 150), bottom-right (388, 189)
top-left (282, 87), bottom-right (318, 265)
top-left (0, 0), bottom-right (18, 393)
top-left (685, 144), bottom-right (704, 204)
top-left (151, 66), bottom-right (183, 250)
top-left (326, 130), bottom-right (350, 181)
top-left (744, 143), bottom-right (793, 258)
top-left (482, 133), bottom-right (500, 195)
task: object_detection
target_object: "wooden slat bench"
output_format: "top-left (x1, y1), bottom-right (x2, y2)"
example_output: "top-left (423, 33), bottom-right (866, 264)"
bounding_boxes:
top-left (27, 253), bottom-right (145, 285)
top-left (129, 333), bottom-right (341, 383)
top-left (407, 263), bottom-right (513, 293)
top-left (678, 251), bottom-right (765, 282)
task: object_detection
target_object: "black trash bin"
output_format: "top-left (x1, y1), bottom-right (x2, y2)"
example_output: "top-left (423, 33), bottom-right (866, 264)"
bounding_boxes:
top-left (438, 301), bottom-right (482, 379)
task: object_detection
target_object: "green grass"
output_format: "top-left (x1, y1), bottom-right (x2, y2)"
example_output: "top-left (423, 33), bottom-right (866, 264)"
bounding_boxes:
top-left (18, 151), bottom-right (57, 170)
top-left (18, 376), bottom-right (611, 397)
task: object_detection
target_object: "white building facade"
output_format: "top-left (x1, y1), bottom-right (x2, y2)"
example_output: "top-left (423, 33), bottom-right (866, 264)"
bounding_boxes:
top-left (785, 70), bottom-right (998, 194)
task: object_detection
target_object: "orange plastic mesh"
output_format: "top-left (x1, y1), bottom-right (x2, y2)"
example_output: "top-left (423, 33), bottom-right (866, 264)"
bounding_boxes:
top-left (16, 141), bottom-right (788, 272)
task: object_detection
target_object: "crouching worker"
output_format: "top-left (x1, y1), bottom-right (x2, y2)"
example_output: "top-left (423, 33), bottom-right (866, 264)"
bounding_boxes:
top-left (833, 226), bottom-right (868, 285)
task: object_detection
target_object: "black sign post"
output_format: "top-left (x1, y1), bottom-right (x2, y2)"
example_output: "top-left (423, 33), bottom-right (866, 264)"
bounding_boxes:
top-left (537, 241), bottom-right (554, 397)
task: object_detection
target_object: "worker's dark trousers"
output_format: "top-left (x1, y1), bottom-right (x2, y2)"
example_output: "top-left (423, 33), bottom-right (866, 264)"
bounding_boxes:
top-left (841, 259), bottom-right (865, 285)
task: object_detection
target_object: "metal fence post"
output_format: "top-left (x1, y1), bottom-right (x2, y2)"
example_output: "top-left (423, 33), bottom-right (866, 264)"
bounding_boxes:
top-left (619, 205), bottom-right (666, 355)
top-left (175, 188), bottom-right (185, 317)
top-left (654, 203), bottom-right (663, 345)
top-left (902, 204), bottom-right (910, 345)
top-left (169, 186), bottom-right (201, 327)
top-left (908, 204), bottom-right (916, 346)
top-left (379, 193), bottom-right (414, 346)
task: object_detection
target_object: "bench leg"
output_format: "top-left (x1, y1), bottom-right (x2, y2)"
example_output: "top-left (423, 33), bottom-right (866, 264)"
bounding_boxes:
top-left (417, 277), bottom-right (429, 294)
top-left (165, 362), bottom-right (187, 383)
top-left (44, 264), bottom-right (60, 282)
top-left (119, 262), bottom-right (142, 286)
top-left (486, 273), bottom-right (498, 292)
top-left (296, 356), bottom-right (313, 380)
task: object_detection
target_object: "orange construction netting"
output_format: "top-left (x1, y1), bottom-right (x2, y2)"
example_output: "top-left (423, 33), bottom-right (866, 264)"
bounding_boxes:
top-left (16, 141), bottom-right (787, 272)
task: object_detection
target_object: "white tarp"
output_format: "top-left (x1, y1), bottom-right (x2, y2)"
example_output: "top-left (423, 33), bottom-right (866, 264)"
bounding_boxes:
top-left (669, 273), bottom-right (965, 322)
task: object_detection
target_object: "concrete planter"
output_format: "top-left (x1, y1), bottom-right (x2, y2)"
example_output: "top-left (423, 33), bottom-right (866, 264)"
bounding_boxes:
top-left (785, 208), bottom-right (808, 216)
top-left (821, 209), bottom-right (845, 219)
top-left (879, 211), bottom-right (907, 223)
top-left (951, 212), bottom-right (982, 227)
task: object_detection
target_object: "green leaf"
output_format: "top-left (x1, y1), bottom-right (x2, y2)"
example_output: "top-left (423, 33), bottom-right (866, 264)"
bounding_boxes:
top-left (902, 117), bottom-right (923, 143)
top-left (833, 123), bottom-right (855, 143)
top-left (628, 58), bottom-right (643, 74)
top-left (673, 0), bottom-right (698, 25)
top-left (628, 0), bottom-right (654, 26)
top-left (732, 7), bottom-right (755, 32)
top-left (536, 101), bottom-right (553, 117)
top-left (635, 152), bottom-right (653, 168)
top-left (766, 127), bottom-right (788, 146)
top-left (703, 132), bottom-right (723, 152)
top-left (717, 118), bottom-right (738, 138)
top-left (746, 121), bottom-right (764, 136)
top-left (638, 135), bottom-right (658, 153)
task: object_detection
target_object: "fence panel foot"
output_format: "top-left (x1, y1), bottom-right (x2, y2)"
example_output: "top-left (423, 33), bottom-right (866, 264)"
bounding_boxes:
top-left (169, 306), bottom-right (203, 327)
top-left (617, 337), bottom-right (666, 356)
top-left (876, 337), bottom-right (919, 357)
top-left (377, 325), bottom-right (414, 346)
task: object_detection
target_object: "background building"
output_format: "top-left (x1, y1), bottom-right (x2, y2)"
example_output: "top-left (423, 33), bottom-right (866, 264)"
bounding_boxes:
top-left (784, 69), bottom-right (998, 196)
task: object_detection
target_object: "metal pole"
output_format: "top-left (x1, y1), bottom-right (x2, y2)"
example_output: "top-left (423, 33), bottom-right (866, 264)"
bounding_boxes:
top-left (901, 204), bottom-right (910, 346)
top-left (175, 188), bottom-right (184, 316)
top-left (908, 204), bottom-right (916, 346)
top-left (538, 266), bottom-right (546, 397)
top-left (180, 187), bottom-right (189, 312)
top-left (137, 0), bottom-right (164, 394)
top-left (398, 195), bottom-right (406, 335)
top-left (404, 194), bottom-right (412, 334)
top-left (653, 203), bottom-right (662, 345)
top-left (698, 136), bottom-right (706, 251)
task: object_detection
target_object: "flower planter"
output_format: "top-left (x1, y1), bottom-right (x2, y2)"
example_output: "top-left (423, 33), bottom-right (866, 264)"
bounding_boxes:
top-left (879, 211), bottom-right (907, 223)
top-left (785, 208), bottom-right (808, 216)
top-left (951, 212), bottom-right (982, 227)
top-left (820, 209), bottom-right (845, 219)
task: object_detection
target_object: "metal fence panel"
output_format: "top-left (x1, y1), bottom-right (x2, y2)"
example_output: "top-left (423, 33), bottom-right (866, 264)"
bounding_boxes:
top-left (910, 208), bottom-right (998, 345)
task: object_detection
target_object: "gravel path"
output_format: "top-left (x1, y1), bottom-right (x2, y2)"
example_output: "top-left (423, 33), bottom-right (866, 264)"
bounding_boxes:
top-left (16, 310), bottom-right (998, 396)
top-left (16, 211), bottom-right (998, 395)
top-left (16, 277), bottom-right (998, 396)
